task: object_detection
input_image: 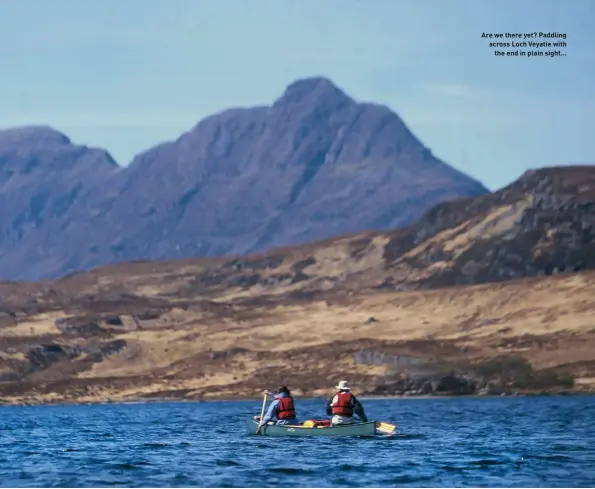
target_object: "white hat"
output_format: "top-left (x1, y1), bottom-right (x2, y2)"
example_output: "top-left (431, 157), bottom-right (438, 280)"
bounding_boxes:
top-left (335, 380), bottom-right (351, 391)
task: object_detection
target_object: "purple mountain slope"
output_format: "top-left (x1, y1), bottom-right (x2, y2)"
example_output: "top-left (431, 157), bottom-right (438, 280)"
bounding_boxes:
top-left (0, 77), bottom-right (488, 280)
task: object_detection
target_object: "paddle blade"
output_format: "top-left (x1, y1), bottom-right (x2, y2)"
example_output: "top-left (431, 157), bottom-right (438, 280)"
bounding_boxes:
top-left (375, 421), bottom-right (397, 435)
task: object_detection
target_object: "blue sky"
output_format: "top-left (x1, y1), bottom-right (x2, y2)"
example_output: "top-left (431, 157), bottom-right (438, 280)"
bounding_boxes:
top-left (1, 0), bottom-right (593, 190)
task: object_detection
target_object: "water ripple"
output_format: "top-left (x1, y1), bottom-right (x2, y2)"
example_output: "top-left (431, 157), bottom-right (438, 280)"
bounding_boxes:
top-left (0, 396), bottom-right (594, 486)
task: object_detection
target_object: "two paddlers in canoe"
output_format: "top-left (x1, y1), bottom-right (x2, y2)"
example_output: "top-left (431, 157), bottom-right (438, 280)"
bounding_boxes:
top-left (255, 380), bottom-right (368, 434)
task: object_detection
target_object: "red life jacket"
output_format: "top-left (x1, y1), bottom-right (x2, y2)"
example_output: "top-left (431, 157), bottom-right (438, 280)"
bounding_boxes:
top-left (331, 391), bottom-right (354, 416)
top-left (277, 396), bottom-right (296, 419)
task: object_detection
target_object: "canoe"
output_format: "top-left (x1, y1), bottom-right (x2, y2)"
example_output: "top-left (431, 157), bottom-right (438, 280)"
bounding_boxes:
top-left (247, 419), bottom-right (395, 437)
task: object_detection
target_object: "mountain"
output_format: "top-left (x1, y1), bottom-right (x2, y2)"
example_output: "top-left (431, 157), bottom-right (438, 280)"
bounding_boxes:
top-left (0, 166), bottom-right (593, 404)
top-left (0, 77), bottom-right (487, 280)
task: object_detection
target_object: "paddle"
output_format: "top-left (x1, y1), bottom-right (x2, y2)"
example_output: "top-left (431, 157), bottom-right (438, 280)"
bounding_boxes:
top-left (255, 391), bottom-right (269, 435)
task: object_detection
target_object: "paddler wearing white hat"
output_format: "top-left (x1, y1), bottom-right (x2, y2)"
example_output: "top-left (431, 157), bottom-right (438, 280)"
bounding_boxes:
top-left (326, 380), bottom-right (368, 426)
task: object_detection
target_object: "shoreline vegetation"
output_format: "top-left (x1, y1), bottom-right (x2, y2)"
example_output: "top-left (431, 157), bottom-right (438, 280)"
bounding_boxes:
top-left (1, 352), bottom-right (590, 408)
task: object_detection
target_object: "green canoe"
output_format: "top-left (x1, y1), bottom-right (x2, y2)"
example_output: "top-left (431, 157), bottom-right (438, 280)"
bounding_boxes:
top-left (247, 419), bottom-right (393, 437)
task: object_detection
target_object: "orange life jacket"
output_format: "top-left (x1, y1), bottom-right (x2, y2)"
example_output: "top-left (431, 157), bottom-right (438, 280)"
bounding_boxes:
top-left (331, 391), bottom-right (354, 416)
top-left (277, 396), bottom-right (296, 419)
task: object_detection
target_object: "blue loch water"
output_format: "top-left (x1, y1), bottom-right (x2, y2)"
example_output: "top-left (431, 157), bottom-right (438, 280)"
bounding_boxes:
top-left (0, 396), bottom-right (594, 487)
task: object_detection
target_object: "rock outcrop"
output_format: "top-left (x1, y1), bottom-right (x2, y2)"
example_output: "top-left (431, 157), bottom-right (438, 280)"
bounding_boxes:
top-left (26, 343), bottom-right (81, 371)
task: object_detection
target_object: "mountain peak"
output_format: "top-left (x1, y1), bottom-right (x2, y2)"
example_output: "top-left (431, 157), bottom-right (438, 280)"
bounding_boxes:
top-left (0, 125), bottom-right (71, 146)
top-left (274, 76), bottom-right (352, 108)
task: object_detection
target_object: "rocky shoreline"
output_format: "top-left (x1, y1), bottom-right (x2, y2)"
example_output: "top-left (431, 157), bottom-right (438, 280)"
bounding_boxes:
top-left (1, 375), bottom-right (591, 408)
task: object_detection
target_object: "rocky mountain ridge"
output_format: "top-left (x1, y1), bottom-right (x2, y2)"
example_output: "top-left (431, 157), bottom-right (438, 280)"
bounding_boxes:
top-left (0, 77), bottom-right (487, 280)
top-left (377, 165), bottom-right (595, 289)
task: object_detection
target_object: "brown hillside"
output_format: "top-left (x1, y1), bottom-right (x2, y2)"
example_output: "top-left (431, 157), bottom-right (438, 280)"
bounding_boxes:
top-left (0, 166), bottom-right (594, 404)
